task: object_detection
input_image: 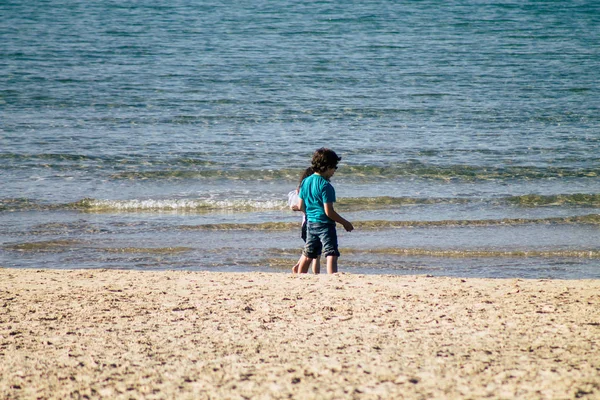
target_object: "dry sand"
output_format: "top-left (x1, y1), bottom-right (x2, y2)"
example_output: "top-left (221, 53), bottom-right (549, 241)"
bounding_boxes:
top-left (1, 269), bottom-right (599, 399)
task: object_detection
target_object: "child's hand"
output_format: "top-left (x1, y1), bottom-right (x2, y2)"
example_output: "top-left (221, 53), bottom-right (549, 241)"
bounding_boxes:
top-left (291, 204), bottom-right (301, 211)
top-left (343, 221), bottom-right (354, 232)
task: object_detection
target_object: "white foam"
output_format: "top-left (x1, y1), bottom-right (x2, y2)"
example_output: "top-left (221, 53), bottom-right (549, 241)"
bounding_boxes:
top-left (86, 198), bottom-right (287, 212)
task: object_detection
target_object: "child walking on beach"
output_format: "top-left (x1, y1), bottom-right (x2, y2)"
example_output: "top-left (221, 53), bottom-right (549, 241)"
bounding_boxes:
top-left (288, 167), bottom-right (320, 274)
top-left (295, 148), bottom-right (353, 274)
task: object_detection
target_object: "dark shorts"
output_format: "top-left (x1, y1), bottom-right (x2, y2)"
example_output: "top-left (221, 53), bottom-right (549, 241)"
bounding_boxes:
top-left (303, 222), bottom-right (340, 258)
top-left (301, 220), bottom-right (307, 242)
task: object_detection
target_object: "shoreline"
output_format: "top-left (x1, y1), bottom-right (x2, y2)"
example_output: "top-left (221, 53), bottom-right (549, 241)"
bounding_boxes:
top-left (1, 269), bottom-right (599, 399)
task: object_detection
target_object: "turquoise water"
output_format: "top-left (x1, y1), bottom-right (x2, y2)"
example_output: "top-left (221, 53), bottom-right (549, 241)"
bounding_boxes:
top-left (2, 0), bottom-right (599, 278)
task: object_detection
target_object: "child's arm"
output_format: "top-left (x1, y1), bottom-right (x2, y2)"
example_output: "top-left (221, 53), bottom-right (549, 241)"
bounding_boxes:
top-left (296, 198), bottom-right (305, 213)
top-left (288, 190), bottom-right (301, 211)
top-left (324, 202), bottom-right (354, 232)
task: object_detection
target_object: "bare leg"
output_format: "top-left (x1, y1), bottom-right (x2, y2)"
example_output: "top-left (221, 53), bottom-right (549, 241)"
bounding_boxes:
top-left (326, 256), bottom-right (338, 274)
top-left (292, 255), bottom-right (304, 273)
top-left (312, 257), bottom-right (320, 274)
top-left (298, 255), bottom-right (314, 274)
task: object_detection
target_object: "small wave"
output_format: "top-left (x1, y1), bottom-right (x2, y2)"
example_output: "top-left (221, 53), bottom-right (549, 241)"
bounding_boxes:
top-left (3, 193), bottom-right (600, 213)
top-left (506, 193), bottom-right (600, 207)
top-left (0, 198), bottom-right (48, 212)
top-left (101, 247), bottom-right (193, 254)
top-left (0, 153), bottom-right (104, 162)
top-left (270, 247), bottom-right (600, 259)
top-left (70, 198), bottom-right (288, 212)
top-left (354, 214), bottom-right (600, 228)
top-left (0, 153), bottom-right (221, 172)
top-left (343, 248), bottom-right (600, 259)
top-left (180, 222), bottom-right (297, 231)
top-left (177, 214), bottom-right (600, 231)
top-left (103, 163), bottom-right (599, 182)
top-left (72, 194), bottom-right (600, 213)
top-left (4, 239), bottom-right (82, 252)
top-left (108, 169), bottom-right (301, 181)
top-left (340, 163), bottom-right (599, 181)
top-left (338, 196), bottom-right (471, 211)
top-left (340, 194), bottom-right (600, 210)
top-left (3, 155), bottom-right (598, 182)
top-left (0, 198), bottom-right (287, 213)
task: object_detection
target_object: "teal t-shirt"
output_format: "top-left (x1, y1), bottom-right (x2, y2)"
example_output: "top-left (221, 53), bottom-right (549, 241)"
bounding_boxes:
top-left (299, 174), bottom-right (336, 224)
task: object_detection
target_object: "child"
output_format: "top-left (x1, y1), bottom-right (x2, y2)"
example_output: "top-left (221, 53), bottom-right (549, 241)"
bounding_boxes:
top-left (288, 167), bottom-right (320, 274)
top-left (295, 148), bottom-right (353, 274)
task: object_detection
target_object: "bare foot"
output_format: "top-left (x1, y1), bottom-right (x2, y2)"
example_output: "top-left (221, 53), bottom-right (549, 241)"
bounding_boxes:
top-left (292, 263), bottom-right (299, 274)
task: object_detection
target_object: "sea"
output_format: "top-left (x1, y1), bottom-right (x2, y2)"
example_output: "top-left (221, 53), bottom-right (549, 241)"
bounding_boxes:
top-left (2, 0), bottom-right (599, 279)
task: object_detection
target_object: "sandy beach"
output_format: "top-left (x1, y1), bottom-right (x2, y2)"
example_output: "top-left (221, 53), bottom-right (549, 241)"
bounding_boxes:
top-left (1, 269), bottom-right (599, 399)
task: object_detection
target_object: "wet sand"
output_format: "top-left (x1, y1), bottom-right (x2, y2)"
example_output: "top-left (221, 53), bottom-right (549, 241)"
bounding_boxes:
top-left (1, 269), bottom-right (599, 399)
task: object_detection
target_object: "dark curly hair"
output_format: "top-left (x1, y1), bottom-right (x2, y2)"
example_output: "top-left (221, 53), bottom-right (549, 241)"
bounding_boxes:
top-left (297, 166), bottom-right (314, 190)
top-left (311, 148), bottom-right (341, 173)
